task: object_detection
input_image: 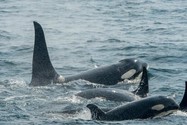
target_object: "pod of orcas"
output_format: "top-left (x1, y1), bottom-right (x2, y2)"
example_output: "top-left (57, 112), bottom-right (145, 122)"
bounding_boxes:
top-left (87, 96), bottom-right (179, 121)
top-left (76, 66), bottom-right (149, 101)
top-left (29, 21), bottom-right (187, 121)
top-left (31, 21), bottom-right (149, 101)
top-left (87, 82), bottom-right (187, 121)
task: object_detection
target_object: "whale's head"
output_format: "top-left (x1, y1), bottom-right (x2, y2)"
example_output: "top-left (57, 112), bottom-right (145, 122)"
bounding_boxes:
top-left (118, 58), bottom-right (148, 81)
top-left (142, 96), bottom-right (179, 119)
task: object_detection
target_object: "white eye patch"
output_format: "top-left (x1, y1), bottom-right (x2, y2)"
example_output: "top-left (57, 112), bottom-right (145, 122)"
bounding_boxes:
top-left (121, 69), bottom-right (136, 79)
top-left (151, 104), bottom-right (165, 111)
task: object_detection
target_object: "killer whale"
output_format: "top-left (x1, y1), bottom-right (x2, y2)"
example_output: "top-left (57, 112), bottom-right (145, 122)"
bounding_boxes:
top-left (30, 21), bottom-right (148, 86)
top-left (87, 96), bottom-right (179, 121)
top-left (87, 81), bottom-right (187, 121)
top-left (179, 81), bottom-right (187, 111)
top-left (76, 67), bottom-right (148, 101)
top-left (77, 88), bottom-right (140, 101)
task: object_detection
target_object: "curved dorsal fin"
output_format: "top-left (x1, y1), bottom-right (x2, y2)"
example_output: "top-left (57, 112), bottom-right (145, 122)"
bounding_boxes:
top-left (132, 67), bottom-right (149, 97)
top-left (180, 81), bottom-right (187, 111)
top-left (87, 104), bottom-right (105, 120)
top-left (30, 21), bottom-right (59, 86)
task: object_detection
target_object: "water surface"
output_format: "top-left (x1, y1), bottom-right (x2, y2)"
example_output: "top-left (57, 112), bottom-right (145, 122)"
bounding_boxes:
top-left (0, 0), bottom-right (187, 124)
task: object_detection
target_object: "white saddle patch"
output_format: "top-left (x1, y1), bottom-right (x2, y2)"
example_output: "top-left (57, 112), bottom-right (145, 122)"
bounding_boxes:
top-left (121, 69), bottom-right (136, 79)
top-left (56, 75), bottom-right (65, 83)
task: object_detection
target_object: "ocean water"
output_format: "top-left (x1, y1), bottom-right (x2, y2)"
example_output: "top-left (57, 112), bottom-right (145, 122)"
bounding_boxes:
top-left (0, 0), bottom-right (187, 124)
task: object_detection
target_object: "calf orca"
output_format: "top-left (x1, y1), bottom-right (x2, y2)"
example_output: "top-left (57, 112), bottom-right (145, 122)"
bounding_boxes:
top-left (30, 21), bottom-right (148, 86)
top-left (87, 81), bottom-right (187, 121)
top-left (76, 67), bottom-right (148, 101)
top-left (77, 88), bottom-right (140, 102)
top-left (87, 96), bottom-right (179, 121)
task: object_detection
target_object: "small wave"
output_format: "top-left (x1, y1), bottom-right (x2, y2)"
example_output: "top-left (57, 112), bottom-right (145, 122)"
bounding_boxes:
top-left (2, 78), bottom-right (27, 87)
top-left (86, 40), bottom-right (95, 43)
top-left (175, 110), bottom-right (187, 117)
top-left (0, 101), bottom-right (30, 121)
top-left (54, 95), bottom-right (82, 104)
top-left (151, 68), bottom-right (179, 75)
top-left (145, 28), bottom-right (166, 32)
top-left (105, 39), bottom-right (124, 43)
top-left (171, 8), bottom-right (187, 13)
top-left (0, 60), bottom-right (17, 66)
top-left (4, 95), bottom-right (33, 101)
top-left (10, 45), bottom-right (33, 53)
top-left (87, 38), bottom-right (124, 43)
top-left (0, 90), bottom-right (12, 97)
top-left (0, 34), bottom-right (11, 40)
top-left (74, 108), bottom-right (91, 120)
top-left (151, 8), bottom-right (169, 14)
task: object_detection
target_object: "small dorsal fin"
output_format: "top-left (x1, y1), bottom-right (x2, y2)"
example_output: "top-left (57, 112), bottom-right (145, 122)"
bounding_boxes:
top-left (30, 21), bottom-right (60, 86)
top-left (87, 104), bottom-right (105, 120)
top-left (132, 67), bottom-right (149, 97)
top-left (179, 81), bottom-right (187, 111)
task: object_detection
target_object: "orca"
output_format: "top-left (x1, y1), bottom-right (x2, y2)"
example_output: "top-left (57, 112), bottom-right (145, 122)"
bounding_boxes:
top-left (77, 88), bottom-right (140, 102)
top-left (87, 81), bottom-right (187, 121)
top-left (76, 67), bottom-right (148, 101)
top-left (30, 21), bottom-right (148, 86)
top-left (179, 81), bottom-right (187, 111)
top-left (87, 96), bottom-right (179, 121)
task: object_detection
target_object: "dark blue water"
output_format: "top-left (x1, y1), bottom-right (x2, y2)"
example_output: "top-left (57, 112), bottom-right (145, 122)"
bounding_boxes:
top-left (0, 0), bottom-right (187, 124)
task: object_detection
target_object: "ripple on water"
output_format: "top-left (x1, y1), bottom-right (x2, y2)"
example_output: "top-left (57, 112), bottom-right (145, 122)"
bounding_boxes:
top-left (0, 0), bottom-right (187, 124)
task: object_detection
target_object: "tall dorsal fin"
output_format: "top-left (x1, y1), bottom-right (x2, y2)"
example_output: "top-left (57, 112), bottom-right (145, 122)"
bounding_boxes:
top-left (180, 81), bottom-right (187, 111)
top-left (87, 104), bottom-right (105, 120)
top-left (30, 21), bottom-right (60, 86)
top-left (132, 67), bottom-right (149, 97)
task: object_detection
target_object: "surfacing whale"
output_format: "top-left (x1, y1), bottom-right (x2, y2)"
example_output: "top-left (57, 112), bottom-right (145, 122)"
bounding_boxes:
top-left (180, 81), bottom-right (187, 111)
top-left (87, 81), bottom-right (187, 121)
top-left (76, 67), bottom-right (148, 101)
top-left (87, 96), bottom-right (179, 121)
top-left (30, 21), bottom-right (148, 86)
